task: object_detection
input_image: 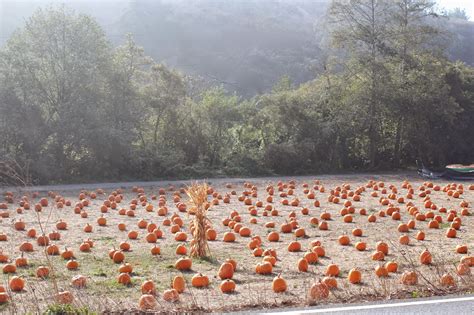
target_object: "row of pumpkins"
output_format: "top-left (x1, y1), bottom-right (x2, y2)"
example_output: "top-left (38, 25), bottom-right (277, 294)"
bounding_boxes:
top-left (0, 180), bottom-right (472, 310)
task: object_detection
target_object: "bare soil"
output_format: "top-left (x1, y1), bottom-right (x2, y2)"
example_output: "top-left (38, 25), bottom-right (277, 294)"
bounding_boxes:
top-left (0, 173), bottom-right (472, 314)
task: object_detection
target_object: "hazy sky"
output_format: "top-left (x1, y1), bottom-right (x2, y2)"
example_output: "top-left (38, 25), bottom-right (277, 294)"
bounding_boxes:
top-left (1, 1), bottom-right (473, 23)
top-left (437, 0), bottom-right (474, 20)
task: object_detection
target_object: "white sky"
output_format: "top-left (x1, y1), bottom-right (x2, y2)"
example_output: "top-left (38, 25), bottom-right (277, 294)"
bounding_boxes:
top-left (437, 0), bottom-right (474, 20)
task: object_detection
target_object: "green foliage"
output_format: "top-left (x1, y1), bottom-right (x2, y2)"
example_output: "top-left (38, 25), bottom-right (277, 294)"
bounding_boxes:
top-left (43, 304), bottom-right (96, 315)
top-left (0, 2), bottom-right (473, 185)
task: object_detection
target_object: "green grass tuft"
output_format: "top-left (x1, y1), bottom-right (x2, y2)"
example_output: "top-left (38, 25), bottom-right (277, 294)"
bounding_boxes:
top-left (43, 303), bottom-right (96, 315)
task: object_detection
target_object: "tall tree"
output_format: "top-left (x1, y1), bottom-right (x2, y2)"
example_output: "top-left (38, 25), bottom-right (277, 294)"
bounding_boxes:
top-left (109, 34), bottom-right (152, 151)
top-left (386, 0), bottom-right (442, 166)
top-left (0, 6), bottom-right (113, 181)
top-left (185, 87), bottom-right (240, 167)
top-left (329, 0), bottom-right (392, 167)
top-left (141, 64), bottom-right (186, 149)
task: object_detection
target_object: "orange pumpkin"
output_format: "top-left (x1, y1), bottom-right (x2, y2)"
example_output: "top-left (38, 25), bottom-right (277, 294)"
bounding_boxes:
top-left (191, 273), bottom-right (209, 288)
top-left (272, 274), bottom-right (287, 293)
top-left (173, 275), bottom-right (186, 293)
top-left (419, 249), bottom-right (432, 265)
top-left (9, 276), bottom-right (24, 292)
top-left (348, 268), bottom-right (362, 284)
top-left (439, 273), bottom-right (455, 287)
top-left (297, 258), bottom-right (309, 272)
top-left (138, 294), bottom-right (158, 310)
top-left (325, 264), bottom-right (339, 277)
top-left (141, 280), bottom-right (156, 294)
top-left (321, 276), bottom-right (338, 289)
top-left (36, 266), bottom-right (50, 278)
top-left (71, 275), bottom-right (87, 288)
top-left (218, 262), bottom-right (234, 280)
top-left (375, 266), bottom-right (388, 277)
top-left (338, 235), bottom-right (350, 246)
top-left (385, 261), bottom-right (398, 273)
top-left (175, 257), bottom-right (192, 271)
top-left (117, 272), bottom-right (131, 285)
top-left (400, 270), bottom-right (418, 285)
top-left (223, 232), bottom-right (236, 242)
top-left (55, 291), bottom-right (74, 304)
top-left (309, 280), bottom-right (329, 300)
top-left (287, 241), bottom-right (301, 252)
top-left (255, 261), bottom-right (273, 275)
top-left (220, 279), bottom-right (236, 293)
top-left (163, 288), bottom-right (180, 302)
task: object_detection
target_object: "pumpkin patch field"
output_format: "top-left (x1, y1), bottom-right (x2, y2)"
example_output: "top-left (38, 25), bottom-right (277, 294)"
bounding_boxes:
top-left (0, 175), bottom-right (473, 313)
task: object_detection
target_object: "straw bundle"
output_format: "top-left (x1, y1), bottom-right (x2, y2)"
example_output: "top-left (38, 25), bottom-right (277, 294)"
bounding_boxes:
top-left (186, 183), bottom-right (212, 258)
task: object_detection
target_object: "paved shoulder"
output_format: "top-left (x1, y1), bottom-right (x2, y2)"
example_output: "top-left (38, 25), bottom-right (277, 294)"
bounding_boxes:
top-left (256, 295), bottom-right (474, 315)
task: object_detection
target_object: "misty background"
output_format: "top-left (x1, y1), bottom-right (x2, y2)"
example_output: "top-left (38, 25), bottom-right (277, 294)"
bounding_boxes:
top-left (2, 0), bottom-right (473, 97)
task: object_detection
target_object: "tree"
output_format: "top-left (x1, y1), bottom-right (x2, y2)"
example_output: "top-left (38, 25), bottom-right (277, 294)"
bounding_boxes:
top-left (0, 2), bottom-right (473, 184)
top-left (139, 64), bottom-right (186, 153)
top-left (392, 54), bottom-right (461, 165)
top-left (184, 87), bottom-right (241, 167)
top-left (0, 6), bottom-right (114, 181)
top-left (447, 8), bottom-right (470, 20)
top-left (109, 34), bottom-right (152, 151)
top-left (329, 0), bottom-right (393, 167)
top-left (442, 62), bottom-right (474, 164)
top-left (385, 0), bottom-right (442, 166)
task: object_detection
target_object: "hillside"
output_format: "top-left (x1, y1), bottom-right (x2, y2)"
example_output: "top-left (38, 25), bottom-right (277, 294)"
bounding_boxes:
top-left (1, 0), bottom-right (473, 96)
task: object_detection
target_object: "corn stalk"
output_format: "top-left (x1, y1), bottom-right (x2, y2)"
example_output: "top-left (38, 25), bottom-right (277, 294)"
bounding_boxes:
top-left (186, 183), bottom-right (212, 258)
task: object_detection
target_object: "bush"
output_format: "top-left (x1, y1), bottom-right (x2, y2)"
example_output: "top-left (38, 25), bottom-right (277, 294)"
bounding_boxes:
top-left (263, 143), bottom-right (309, 175)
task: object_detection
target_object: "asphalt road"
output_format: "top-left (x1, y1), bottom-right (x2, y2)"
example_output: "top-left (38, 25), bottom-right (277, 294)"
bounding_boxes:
top-left (257, 295), bottom-right (474, 315)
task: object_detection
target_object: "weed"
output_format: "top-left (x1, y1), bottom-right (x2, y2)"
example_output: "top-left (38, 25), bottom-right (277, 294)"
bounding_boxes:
top-left (43, 304), bottom-right (96, 315)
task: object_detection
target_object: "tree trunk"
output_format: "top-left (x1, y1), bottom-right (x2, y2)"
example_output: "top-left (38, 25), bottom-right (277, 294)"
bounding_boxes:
top-left (368, 0), bottom-right (378, 169)
top-left (393, 117), bottom-right (403, 167)
top-left (153, 115), bottom-right (161, 148)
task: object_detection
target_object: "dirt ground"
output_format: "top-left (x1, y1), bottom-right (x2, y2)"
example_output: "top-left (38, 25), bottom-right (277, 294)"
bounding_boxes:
top-left (0, 173), bottom-right (472, 314)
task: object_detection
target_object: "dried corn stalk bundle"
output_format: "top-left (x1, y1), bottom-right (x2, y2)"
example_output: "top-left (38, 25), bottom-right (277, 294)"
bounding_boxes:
top-left (186, 183), bottom-right (211, 258)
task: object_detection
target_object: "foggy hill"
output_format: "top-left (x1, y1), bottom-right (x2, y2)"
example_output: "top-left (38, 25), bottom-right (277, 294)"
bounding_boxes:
top-left (1, 0), bottom-right (473, 96)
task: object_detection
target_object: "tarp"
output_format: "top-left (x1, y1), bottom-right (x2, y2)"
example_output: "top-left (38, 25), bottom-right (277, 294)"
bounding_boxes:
top-left (417, 161), bottom-right (474, 180)
top-left (445, 164), bottom-right (474, 173)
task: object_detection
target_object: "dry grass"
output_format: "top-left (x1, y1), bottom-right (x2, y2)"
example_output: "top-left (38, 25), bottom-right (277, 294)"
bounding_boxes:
top-left (0, 174), bottom-right (472, 313)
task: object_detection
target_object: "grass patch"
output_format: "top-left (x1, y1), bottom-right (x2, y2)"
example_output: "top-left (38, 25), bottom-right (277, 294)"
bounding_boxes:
top-left (43, 303), bottom-right (96, 315)
top-left (91, 268), bottom-right (107, 277)
top-left (91, 278), bottom-right (137, 292)
top-left (194, 256), bottom-right (219, 265)
top-left (162, 263), bottom-right (175, 269)
top-left (96, 236), bottom-right (115, 242)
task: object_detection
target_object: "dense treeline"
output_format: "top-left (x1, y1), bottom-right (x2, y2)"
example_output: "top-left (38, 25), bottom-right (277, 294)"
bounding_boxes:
top-left (0, 1), bottom-right (473, 185)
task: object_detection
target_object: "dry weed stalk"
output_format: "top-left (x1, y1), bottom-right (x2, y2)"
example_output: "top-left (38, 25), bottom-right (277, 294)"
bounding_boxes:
top-left (186, 183), bottom-right (212, 258)
top-left (2, 161), bottom-right (60, 306)
top-left (389, 240), bottom-right (442, 293)
top-left (0, 159), bottom-right (32, 187)
top-left (34, 204), bottom-right (60, 296)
